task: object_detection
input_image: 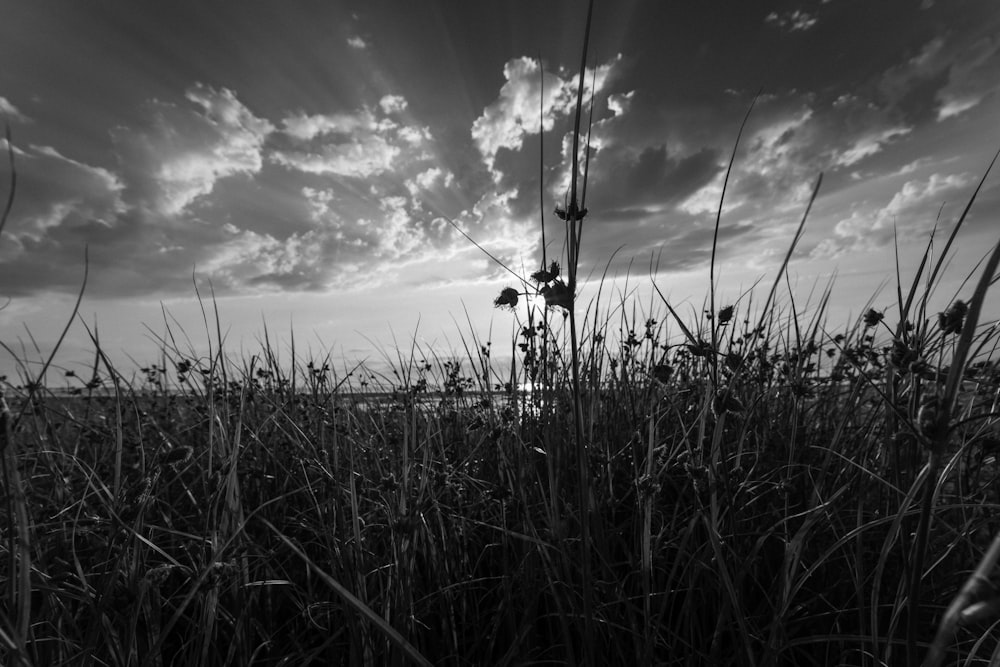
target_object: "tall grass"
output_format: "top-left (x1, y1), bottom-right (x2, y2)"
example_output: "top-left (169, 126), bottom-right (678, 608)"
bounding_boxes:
top-left (3, 16), bottom-right (1000, 667)
top-left (4, 248), bottom-right (1000, 665)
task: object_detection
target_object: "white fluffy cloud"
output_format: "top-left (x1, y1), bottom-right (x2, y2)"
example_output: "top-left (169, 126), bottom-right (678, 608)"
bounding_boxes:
top-left (113, 84), bottom-right (274, 216)
top-left (280, 110), bottom-right (376, 141)
top-left (406, 167), bottom-right (454, 197)
top-left (271, 98), bottom-right (430, 179)
top-left (471, 55), bottom-right (622, 172)
top-left (379, 94), bottom-right (408, 114)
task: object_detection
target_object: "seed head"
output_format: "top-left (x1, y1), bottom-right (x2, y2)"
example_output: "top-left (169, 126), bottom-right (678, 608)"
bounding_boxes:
top-left (530, 261), bottom-right (560, 284)
top-left (889, 339), bottom-right (919, 370)
top-left (718, 305), bottom-right (734, 325)
top-left (540, 279), bottom-right (573, 311)
top-left (554, 204), bottom-right (588, 221)
top-left (938, 300), bottom-right (968, 335)
top-left (863, 309), bottom-right (884, 328)
top-left (494, 287), bottom-right (519, 310)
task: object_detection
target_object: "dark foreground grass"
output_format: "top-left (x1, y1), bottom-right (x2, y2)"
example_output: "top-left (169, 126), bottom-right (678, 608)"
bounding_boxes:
top-left (2, 293), bottom-right (1000, 666)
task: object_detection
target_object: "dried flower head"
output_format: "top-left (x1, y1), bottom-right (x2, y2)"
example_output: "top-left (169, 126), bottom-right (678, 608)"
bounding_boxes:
top-left (938, 300), bottom-right (968, 335)
top-left (540, 279), bottom-right (573, 311)
top-left (531, 261), bottom-right (560, 284)
top-left (554, 204), bottom-right (588, 221)
top-left (863, 309), bottom-right (884, 328)
top-left (718, 305), bottom-right (734, 325)
top-left (494, 287), bottom-right (519, 310)
top-left (889, 339), bottom-right (920, 371)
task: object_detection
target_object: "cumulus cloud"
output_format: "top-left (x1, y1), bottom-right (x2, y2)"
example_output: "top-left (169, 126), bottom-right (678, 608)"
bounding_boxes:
top-left (814, 172), bottom-right (974, 255)
top-left (271, 98), bottom-right (430, 179)
top-left (0, 83), bottom-right (456, 297)
top-left (379, 94), bottom-right (408, 114)
top-left (405, 167), bottom-right (455, 197)
top-left (607, 91), bottom-right (635, 117)
top-left (272, 131), bottom-right (400, 178)
top-left (347, 35), bottom-right (367, 50)
top-left (280, 110), bottom-right (375, 141)
top-left (200, 224), bottom-right (325, 290)
top-left (0, 85), bottom-right (289, 297)
top-left (471, 54), bottom-right (622, 173)
top-left (113, 84), bottom-right (273, 216)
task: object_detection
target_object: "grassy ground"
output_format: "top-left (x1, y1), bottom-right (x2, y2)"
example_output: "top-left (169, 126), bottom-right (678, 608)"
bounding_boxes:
top-left (1, 292), bottom-right (1000, 666)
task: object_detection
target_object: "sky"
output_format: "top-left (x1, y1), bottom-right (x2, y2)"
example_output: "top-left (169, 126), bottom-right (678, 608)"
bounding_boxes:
top-left (1, 0), bottom-right (999, 385)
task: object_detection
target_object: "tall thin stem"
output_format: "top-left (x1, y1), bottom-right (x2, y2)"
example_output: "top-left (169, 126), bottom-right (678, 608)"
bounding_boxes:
top-left (567, 1), bottom-right (596, 663)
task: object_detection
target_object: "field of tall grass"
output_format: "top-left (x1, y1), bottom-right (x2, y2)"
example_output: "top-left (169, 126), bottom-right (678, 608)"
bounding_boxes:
top-left (4, 6), bottom-right (1000, 666)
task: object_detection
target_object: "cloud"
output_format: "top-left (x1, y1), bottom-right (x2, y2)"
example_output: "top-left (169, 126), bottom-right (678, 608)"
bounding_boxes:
top-left (686, 104), bottom-right (820, 217)
top-left (764, 9), bottom-right (818, 32)
top-left (471, 55), bottom-right (623, 173)
top-left (935, 35), bottom-right (1000, 121)
top-left (0, 96), bottom-right (28, 122)
top-left (833, 126), bottom-right (911, 167)
top-left (279, 110), bottom-right (375, 141)
top-left (0, 144), bottom-right (129, 292)
top-left (379, 94), bottom-right (408, 114)
top-left (271, 99), bottom-right (430, 179)
top-left (0, 83), bottom-right (452, 298)
top-left (937, 97), bottom-right (980, 120)
top-left (607, 91), bottom-right (635, 117)
top-left (272, 130), bottom-right (400, 178)
top-left (347, 35), bottom-right (367, 50)
top-left (112, 84), bottom-right (273, 216)
top-left (405, 167), bottom-right (455, 197)
top-left (874, 33), bottom-right (1000, 124)
top-left (876, 37), bottom-right (950, 123)
top-left (592, 145), bottom-right (724, 214)
top-left (0, 86), bottom-right (287, 298)
top-left (814, 172), bottom-right (974, 255)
